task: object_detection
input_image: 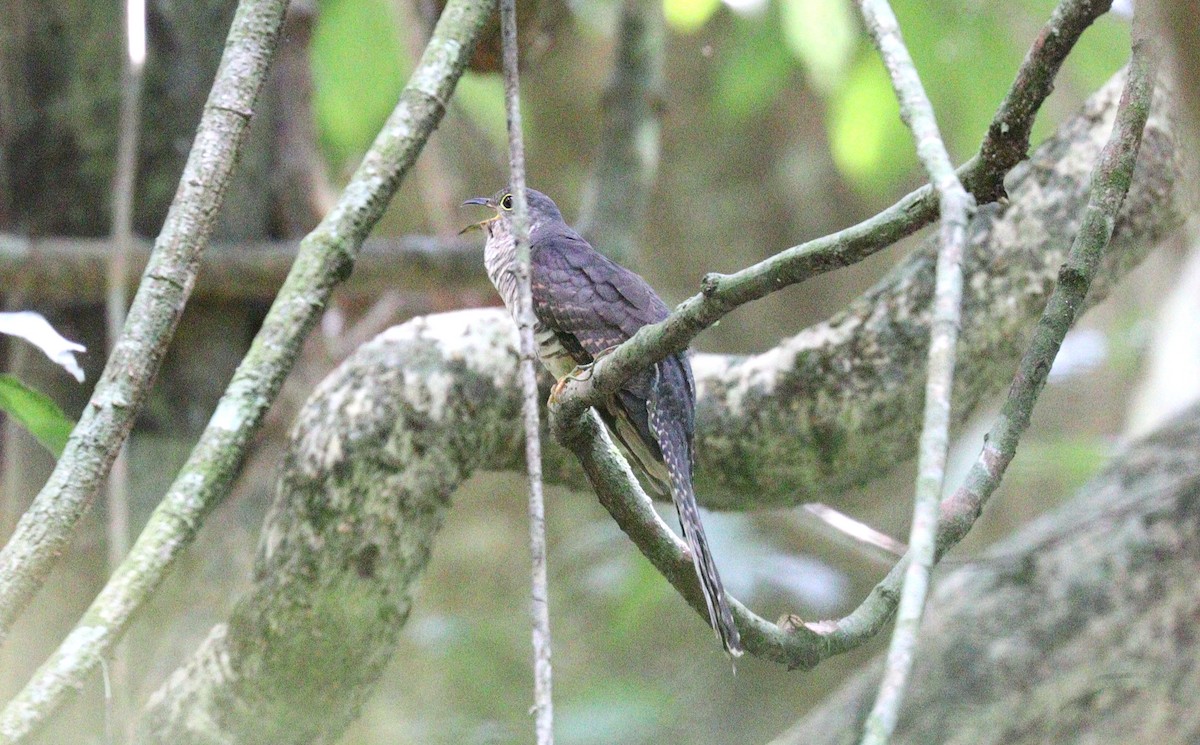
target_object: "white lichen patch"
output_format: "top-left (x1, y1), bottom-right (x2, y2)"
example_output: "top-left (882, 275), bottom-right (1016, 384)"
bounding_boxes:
top-left (706, 313), bottom-right (863, 415)
top-left (377, 309), bottom-right (519, 388)
top-left (50, 625), bottom-right (107, 674)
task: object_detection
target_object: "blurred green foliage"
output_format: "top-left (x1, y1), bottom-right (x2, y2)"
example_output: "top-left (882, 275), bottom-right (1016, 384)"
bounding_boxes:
top-left (313, 0), bottom-right (1128, 193)
top-left (311, 0), bottom-right (408, 166)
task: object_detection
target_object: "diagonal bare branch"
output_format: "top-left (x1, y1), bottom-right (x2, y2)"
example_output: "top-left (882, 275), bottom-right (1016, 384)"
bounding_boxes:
top-left (0, 0), bottom-right (494, 740)
top-left (854, 0), bottom-right (974, 738)
top-left (0, 0), bottom-right (289, 644)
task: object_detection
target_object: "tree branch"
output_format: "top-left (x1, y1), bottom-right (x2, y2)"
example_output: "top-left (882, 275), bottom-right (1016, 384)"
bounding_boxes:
top-left (499, 0), bottom-right (555, 739)
top-left (0, 233), bottom-right (488, 303)
top-left (855, 0), bottom-right (973, 737)
top-left (0, 0), bottom-right (289, 644)
top-left (550, 0), bottom-right (1115, 429)
top-left (0, 0), bottom-right (493, 740)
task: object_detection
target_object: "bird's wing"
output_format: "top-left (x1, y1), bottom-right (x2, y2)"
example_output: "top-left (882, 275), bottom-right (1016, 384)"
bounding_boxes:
top-left (529, 231), bottom-right (669, 364)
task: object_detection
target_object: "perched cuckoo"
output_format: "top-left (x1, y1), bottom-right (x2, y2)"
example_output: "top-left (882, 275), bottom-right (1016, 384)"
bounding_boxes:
top-left (463, 188), bottom-right (742, 657)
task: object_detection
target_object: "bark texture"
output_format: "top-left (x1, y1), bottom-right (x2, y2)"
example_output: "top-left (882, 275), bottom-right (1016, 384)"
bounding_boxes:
top-left (138, 313), bottom-right (525, 743)
top-left (771, 401), bottom-right (1200, 745)
top-left (141, 67), bottom-right (1186, 735)
top-left (691, 70), bottom-right (1182, 509)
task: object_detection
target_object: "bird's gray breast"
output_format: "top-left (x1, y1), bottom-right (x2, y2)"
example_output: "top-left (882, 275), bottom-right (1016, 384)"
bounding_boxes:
top-left (484, 230), bottom-right (577, 379)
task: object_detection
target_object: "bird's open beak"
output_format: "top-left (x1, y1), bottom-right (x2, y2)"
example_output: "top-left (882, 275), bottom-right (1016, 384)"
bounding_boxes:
top-left (459, 197), bottom-right (498, 235)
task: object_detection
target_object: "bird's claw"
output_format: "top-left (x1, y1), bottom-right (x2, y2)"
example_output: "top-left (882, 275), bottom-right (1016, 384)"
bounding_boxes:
top-left (548, 346), bottom-right (620, 403)
top-left (549, 363), bottom-right (595, 403)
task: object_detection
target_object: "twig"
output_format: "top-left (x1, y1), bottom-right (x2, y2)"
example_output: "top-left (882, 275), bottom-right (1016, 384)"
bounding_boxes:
top-left (0, 232), bottom-right (488, 303)
top-left (575, 0), bottom-right (665, 265)
top-left (0, 0), bottom-right (289, 643)
top-left (551, 0), bottom-right (1112, 426)
top-left (549, 0), bottom-right (1142, 670)
top-left (499, 0), bottom-right (555, 741)
top-left (0, 0), bottom-right (493, 739)
top-left (853, 0), bottom-right (973, 740)
top-left (830, 38), bottom-right (1159, 677)
top-left (101, 0), bottom-right (147, 735)
top-left (104, 0), bottom-right (146, 574)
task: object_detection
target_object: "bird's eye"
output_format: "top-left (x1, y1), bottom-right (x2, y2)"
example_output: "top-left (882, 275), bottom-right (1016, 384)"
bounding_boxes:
top-left (500, 194), bottom-right (514, 210)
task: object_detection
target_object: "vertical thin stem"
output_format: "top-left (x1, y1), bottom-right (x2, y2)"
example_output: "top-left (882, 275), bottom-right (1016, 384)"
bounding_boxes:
top-left (102, 1), bottom-right (146, 735)
top-left (856, 0), bottom-right (973, 742)
top-left (105, 0), bottom-right (146, 591)
top-left (499, 0), bottom-right (554, 742)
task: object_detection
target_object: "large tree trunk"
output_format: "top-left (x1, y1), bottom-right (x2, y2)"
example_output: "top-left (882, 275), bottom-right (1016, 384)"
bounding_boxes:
top-left (771, 401), bottom-right (1200, 745)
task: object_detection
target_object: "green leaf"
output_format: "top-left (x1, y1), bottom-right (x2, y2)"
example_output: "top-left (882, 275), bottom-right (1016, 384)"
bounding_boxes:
top-left (827, 54), bottom-right (914, 188)
top-left (0, 374), bottom-right (75, 457)
top-left (715, 14), bottom-right (797, 123)
top-left (781, 0), bottom-right (858, 93)
top-left (663, 0), bottom-right (721, 33)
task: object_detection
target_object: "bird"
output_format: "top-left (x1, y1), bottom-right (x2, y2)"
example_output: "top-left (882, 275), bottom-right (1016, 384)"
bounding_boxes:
top-left (463, 187), bottom-right (743, 657)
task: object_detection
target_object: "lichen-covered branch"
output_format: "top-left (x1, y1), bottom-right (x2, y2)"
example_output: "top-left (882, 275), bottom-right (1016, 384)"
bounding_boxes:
top-left (770, 399), bottom-right (1200, 745)
top-left (550, 0), bottom-right (1113, 431)
top-left (0, 0), bottom-right (289, 644)
top-left (138, 312), bottom-right (527, 743)
top-left (0, 0), bottom-right (493, 740)
top-left (855, 0), bottom-right (974, 736)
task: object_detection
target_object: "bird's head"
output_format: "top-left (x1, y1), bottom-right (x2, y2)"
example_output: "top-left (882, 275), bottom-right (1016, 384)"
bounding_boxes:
top-left (460, 187), bottom-right (564, 239)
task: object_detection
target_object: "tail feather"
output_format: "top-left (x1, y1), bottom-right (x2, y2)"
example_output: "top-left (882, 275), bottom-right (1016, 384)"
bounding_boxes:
top-left (648, 362), bottom-right (743, 658)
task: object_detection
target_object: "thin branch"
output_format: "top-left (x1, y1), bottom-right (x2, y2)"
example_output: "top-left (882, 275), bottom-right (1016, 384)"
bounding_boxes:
top-left (101, 0), bottom-right (147, 733)
top-left (500, 0), bottom-right (555, 740)
top-left (104, 0), bottom-right (145, 571)
top-left (551, 0), bottom-right (1112, 426)
top-left (552, 5), bottom-right (1159, 670)
top-left (0, 0), bottom-right (289, 643)
top-left (855, 0), bottom-right (973, 740)
top-left (0, 233), bottom-right (487, 303)
top-left (830, 40), bottom-right (1159, 672)
top-left (0, 0), bottom-right (493, 739)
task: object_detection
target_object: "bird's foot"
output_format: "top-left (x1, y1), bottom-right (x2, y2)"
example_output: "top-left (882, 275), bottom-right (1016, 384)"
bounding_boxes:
top-left (549, 362), bottom-right (596, 403)
top-left (548, 347), bottom-right (620, 403)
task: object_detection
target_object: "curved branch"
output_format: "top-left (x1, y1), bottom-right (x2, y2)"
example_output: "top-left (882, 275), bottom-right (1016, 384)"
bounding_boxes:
top-left (138, 66), bottom-right (1188, 724)
top-left (0, 0), bottom-right (288, 640)
top-left (139, 312), bottom-right (528, 743)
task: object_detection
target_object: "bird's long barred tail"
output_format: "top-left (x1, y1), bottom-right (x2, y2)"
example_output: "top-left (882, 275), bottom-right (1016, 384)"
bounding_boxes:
top-left (648, 390), bottom-right (743, 658)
